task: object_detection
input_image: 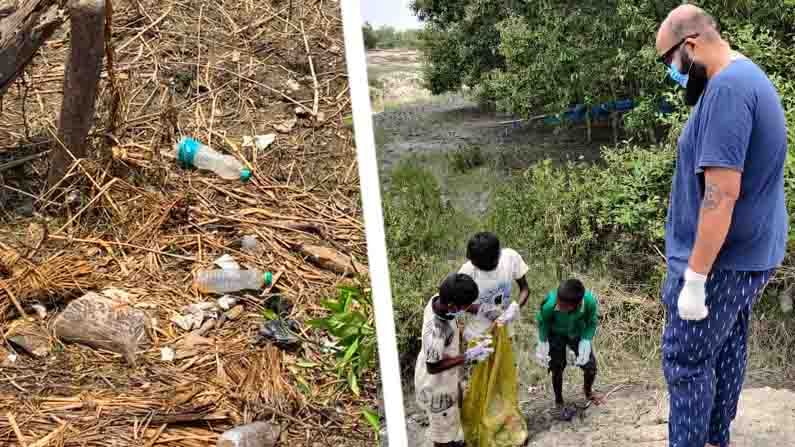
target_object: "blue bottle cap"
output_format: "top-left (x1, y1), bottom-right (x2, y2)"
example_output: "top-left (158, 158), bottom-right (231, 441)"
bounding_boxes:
top-left (177, 137), bottom-right (201, 167)
top-left (240, 168), bottom-right (252, 182)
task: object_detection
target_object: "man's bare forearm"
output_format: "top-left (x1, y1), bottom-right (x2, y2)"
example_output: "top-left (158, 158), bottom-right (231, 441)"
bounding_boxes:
top-left (427, 356), bottom-right (466, 374)
top-left (688, 179), bottom-right (737, 274)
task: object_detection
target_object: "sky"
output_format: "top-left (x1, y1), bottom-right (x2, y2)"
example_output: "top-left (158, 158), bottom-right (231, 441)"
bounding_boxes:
top-left (361, 0), bottom-right (422, 30)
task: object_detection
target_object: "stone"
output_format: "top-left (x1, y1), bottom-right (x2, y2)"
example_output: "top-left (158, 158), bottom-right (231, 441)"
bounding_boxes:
top-left (7, 322), bottom-right (50, 357)
top-left (296, 244), bottom-right (367, 276)
top-left (273, 116), bottom-right (297, 133)
top-left (216, 421), bottom-right (281, 447)
top-left (53, 291), bottom-right (149, 366)
top-left (0, 347), bottom-right (17, 367)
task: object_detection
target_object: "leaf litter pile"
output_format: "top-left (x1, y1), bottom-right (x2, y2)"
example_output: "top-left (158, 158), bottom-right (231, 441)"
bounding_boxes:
top-left (0, 0), bottom-right (378, 445)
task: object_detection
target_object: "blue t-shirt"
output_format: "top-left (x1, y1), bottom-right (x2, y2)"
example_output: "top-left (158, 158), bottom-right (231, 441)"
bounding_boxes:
top-left (665, 58), bottom-right (789, 276)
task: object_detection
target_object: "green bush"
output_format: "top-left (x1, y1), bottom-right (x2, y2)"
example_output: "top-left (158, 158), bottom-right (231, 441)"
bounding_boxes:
top-left (488, 143), bottom-right (675, 294)
top-left (362, 23), bottom-right (423, 50)
top-left (307, 284), bottom-right (377, 396)
top-left (448, 145), bottom-right (486, 173)
top-left (383, 161), bottom-right (477, 365)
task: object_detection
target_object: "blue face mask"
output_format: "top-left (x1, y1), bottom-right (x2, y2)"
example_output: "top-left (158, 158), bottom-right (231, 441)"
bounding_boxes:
top-left (443, 310), bottom-right (465, 320)
top-left (668, 65), bottom-right (688, 88)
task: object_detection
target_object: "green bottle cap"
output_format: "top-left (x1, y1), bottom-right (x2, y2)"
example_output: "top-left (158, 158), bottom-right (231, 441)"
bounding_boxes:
top-left (177, 137), bottom-right (201, 167)
top-left (240, 168), bottom-right (252, 182)
top-left (263, 271), bottom-right (273, 287)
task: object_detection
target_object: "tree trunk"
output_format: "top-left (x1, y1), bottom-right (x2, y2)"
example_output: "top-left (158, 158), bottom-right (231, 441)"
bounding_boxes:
top-left (48, 0), bottom-right (105, 188)
top-left (611, 111), bottom-right (619, 145)
top-left (585, 108), bottom-right (592, 144)
top-left (0, 0), bottom-right (67, 95)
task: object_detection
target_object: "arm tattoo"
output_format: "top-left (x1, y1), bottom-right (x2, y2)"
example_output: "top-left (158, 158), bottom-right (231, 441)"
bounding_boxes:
top-left (702, 181), bottom-right (725, 210)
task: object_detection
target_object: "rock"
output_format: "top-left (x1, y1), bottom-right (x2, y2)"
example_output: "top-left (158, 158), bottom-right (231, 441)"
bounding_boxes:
top-left (161, 347), bottom-right (175, 362)
top-left (216, 421), bottom-right (281, 447)
top-left (171, 313), bottom-right (202, 331)
top-left (53, 292), bottom-right (149, 366)
top-left (225, 305), bottom-right (244, 321)
top-left (295, 244), bottom-right (367, 276)
top-left (7, 322), bottom-right (50, 357)
top-left (273, 116), bottom-right (297, 133)
top-left (242, 135), bottom-right (276, 152)
top-left (172, 301), bottom-right (220, 332)
top-left (286, 79), bottom-right (300, 92)
top-left (214, 254), bottom-right (240, 271)
top-left (217, 296), bottom-right (238, 311)
top-left (31, 304), bottom-right (47, 320)
top-left (0, 346), bottom-right (17, 367)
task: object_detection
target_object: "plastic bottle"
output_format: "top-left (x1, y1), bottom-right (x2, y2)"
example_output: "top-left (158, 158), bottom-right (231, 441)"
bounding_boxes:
top-left (175, 137), bottom-right (252, 182)
top-left (216, 421), bottom-right (280, 447)
top-left (195, 269), bottom-right (272, 294)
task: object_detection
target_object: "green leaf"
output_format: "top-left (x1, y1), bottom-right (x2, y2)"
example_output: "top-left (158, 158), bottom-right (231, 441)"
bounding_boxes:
top-left (320, 299), bottom-right (344, 313)
top-left (343, 338), bottom-right (360, 363)
top-left (261, 309), bottom-right (278, 321)
top-left (348, 369), bottom-right (360, 396)
top-left (361, 408), bottom-right (381, 432)
top-left (358, 342), bottom-right (375, 369)
top-left (306, 318), bottom-right (331, 330)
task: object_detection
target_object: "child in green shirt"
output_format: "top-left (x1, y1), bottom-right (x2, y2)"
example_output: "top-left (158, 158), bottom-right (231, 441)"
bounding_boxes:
top-left (534, 278), bottom-right (603, 415)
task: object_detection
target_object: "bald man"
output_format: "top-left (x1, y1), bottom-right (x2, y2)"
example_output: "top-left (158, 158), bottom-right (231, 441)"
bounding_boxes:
top-left (655, 5), bottom-right (788, 447)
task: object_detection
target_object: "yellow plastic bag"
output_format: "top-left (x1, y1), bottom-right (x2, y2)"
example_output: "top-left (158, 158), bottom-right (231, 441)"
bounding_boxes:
top-left (461, 325), bottom-right (528, 447)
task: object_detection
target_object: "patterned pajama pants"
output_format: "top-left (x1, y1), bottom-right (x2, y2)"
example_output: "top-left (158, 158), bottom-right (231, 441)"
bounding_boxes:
top-left (661, 269), bottom-right (774, 447)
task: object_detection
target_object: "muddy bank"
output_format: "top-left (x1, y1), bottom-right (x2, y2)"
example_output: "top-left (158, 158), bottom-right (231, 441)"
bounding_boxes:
top-left (368, 49), bottom-right (616, 218)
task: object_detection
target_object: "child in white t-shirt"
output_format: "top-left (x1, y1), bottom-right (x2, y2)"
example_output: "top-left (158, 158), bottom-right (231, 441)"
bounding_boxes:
top-left (414, 273), bottom-right (494, 447)
top-left (458, 232), bottom-right (530, 341)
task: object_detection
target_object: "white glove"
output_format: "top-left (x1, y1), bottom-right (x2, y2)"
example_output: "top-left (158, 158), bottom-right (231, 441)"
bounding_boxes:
top-left (496, 302), bottom-right (520, 326)
top-left (575, 340), bottom-right (591, 366)
top-left (464, 337), bottom-right (494, 364)
top-left (534, 340), bottom-right (550, 368)
top-left (678, 268), bottom-right (708, 321)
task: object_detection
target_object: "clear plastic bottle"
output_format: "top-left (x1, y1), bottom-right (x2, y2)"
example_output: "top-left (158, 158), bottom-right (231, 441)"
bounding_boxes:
top-left (216, 421), bottom-right (280, 447)
top-left (195, 269), bottom-right (272, 294)
top-left (175, 137), bottom-right (252, 182)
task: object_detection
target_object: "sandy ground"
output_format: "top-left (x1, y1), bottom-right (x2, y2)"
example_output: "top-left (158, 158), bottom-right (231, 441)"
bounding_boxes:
top-left (398, 387), bottom-right (795, 447)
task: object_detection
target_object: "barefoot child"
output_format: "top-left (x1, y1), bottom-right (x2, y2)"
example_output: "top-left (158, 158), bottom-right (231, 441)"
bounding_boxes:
top-left (534, 278), bottom-right (603, 416)
top-left (415, 273), bottom-right (495, 447)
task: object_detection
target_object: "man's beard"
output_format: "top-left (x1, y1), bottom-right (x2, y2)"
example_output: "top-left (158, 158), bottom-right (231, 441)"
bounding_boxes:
top-left (682, 51), bottom-right (709, 106)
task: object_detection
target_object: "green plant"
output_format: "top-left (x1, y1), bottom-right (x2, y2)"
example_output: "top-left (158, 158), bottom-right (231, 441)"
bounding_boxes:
top-left (361, 408), bottom-right (381, 433)
top-left (448, 145), bottom-right (487, 173)
top-left (382, 161), bottom-right (481, 365)
top-left (308, 285), bottom-right (376, 396)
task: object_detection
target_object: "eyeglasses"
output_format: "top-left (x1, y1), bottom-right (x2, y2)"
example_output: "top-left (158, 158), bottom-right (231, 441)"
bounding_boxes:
top-left (658, 33), bottom-right (699, 68)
